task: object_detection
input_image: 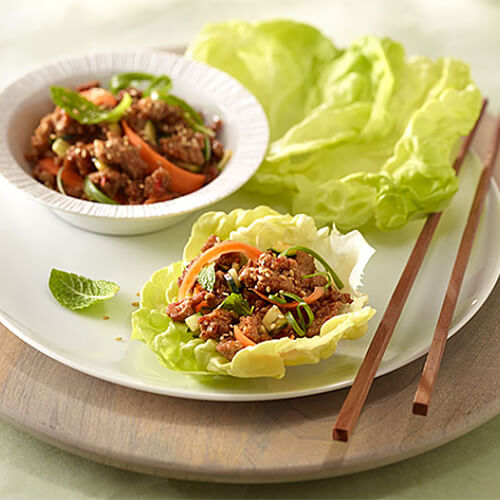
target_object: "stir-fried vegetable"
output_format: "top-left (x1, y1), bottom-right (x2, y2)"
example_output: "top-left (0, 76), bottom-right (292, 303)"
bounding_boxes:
top-left (219, 293), bottom-right (254, 316)
top-left (83, 177), bottom-right (118, 204)
top-left (178, 241), bottom-right (263, 299)
top-left (281, 246), bottom-right (344, 289)
top-left (197, 263), bottom-right (216, 292)
top-left (121, 120), bottom-right (205, 194)
top-left (50, 86), bottom-right (132, 124)
top-left (108, 72), bottom-right (172, 96)
top-left (151, 92), bottom-right (215, 137)
top-left (217, 150), bottom-right (232, 171)
top-left (251, 286), bottom-right (325, 309)
top-left (51, 138), bottom-right (70, 158)
top-left (234, 326), bottom-right (256, 347)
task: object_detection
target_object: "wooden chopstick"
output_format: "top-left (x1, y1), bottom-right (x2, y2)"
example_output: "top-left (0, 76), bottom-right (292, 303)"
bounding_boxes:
top-left (413, 111), bottom-right (500, 416)
top-left (332, 99), bottom-right (488, 442)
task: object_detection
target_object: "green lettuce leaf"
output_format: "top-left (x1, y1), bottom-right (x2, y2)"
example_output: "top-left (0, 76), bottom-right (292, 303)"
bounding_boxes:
top-left (187, 20), bottom-right (482, 230)
top-left (132, 207), bottom-right (375, 379)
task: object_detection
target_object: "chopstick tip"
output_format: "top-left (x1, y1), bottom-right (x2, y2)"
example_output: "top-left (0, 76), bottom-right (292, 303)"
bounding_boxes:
top-left (332, 427), bottom-right (349, 442)
top-left (412, 401), bottom-right (429, 416)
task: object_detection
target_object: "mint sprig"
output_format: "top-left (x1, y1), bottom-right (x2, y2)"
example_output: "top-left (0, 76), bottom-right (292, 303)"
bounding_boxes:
top-left (49, 268), bottom-right (120, 310)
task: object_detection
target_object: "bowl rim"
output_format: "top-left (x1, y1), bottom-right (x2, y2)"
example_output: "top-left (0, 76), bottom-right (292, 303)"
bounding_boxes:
top-left (0, 49), bottom-right (269, 220)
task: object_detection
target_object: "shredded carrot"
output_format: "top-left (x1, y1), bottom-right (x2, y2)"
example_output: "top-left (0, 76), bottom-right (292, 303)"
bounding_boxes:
top-left (251, 286), bottom-right (325, 309)
top-left (234, 326), bottom-right (256, 347)
top-left (80, 88), bottom-right (117, 107)
top-left (121, 120), bottom-right (205, 194)
top-left (38, 157), bottom-right (59, 176)
top-left (178, 241), bottom-right (263, 299)
top-left (195, 300), bottom-right (209, 312)
top-left (61, 165), bottom-right (84, 189)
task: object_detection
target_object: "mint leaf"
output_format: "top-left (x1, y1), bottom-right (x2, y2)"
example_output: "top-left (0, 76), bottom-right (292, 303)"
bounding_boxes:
top-left (197, 263), bottom-right (216, 292)
top-left (49, 269), bottom-right (120, 310)
top-left (50, 86), bottom-right (132, 124)
top-left (219, 293), bottom-right (253, 316)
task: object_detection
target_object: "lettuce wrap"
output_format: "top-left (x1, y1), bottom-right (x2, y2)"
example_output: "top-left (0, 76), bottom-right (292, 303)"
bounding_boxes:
top-left (132, 207), bottom-right (375, 379)
top-left (187, 20), bottom-right (482, 231)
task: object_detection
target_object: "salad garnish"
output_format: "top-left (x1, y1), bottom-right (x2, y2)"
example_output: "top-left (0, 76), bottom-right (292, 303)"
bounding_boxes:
top-left (49, 269), bottom-right (119, 310)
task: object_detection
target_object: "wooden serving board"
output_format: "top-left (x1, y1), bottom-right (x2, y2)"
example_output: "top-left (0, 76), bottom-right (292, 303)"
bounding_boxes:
top-left (0, 106), bottom-right (498, 483)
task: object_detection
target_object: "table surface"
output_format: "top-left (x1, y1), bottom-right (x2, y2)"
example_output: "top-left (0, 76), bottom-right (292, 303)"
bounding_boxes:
top-left (1, 0), bottom-right (499, 498)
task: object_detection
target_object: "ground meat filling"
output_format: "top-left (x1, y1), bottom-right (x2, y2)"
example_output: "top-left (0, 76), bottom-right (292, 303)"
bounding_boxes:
top-left (165, 236), bottom-right (354, 361)
top-left (27, 81), bottom-right (226, 204)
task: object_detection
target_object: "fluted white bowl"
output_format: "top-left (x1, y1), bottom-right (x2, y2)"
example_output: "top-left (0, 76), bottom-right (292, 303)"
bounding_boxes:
top-left (0, 51), bottom-right (269, 235)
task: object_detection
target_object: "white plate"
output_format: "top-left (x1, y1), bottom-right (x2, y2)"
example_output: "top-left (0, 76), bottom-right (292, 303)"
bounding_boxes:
top-left (0, 151), bottom-right (498, 401)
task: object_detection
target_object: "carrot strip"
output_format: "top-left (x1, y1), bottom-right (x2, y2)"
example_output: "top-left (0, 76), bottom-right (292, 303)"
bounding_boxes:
top-left (38, 157), bottom-right (59, 176)
top-left (195, 301), bottom-right (209, 313)
top-left (62, 166), bottom-right (83, 189)
top-left (251, 286), bottom-right (325, 309)
top-left (121, 120), bottom-right (205, 194)
top-left (234, 326), bottom-right (256, 347)
top-left (178, 241), bottom-right (263, 299)
top-left (80, 88), bottom-right (117, 107)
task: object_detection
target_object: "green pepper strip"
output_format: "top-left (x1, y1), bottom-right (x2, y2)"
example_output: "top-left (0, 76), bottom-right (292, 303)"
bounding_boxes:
top-left (151, 91), bottom-right (215, 137)
top-left (281, 246), bottom-right (344, 290)
top-left (108, 72), bottom-right (172, 96)
top-left (285, 311), bottom-right (306, 337)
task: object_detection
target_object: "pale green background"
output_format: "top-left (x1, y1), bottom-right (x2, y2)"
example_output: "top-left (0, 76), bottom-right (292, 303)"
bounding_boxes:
top-left (1, 0), bottom-right (499, 498)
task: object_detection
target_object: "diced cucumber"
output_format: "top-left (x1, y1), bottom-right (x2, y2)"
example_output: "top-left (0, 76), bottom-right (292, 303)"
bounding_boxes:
top-left (107, 122), bottom-right (121, 135)
top-left (143, 120), bottom-right (157, 145)
top-left (224, 268), bottom-right (240, 293)
top-left (185, 313), bottom-right (202, 333)
top-left (262, 305), bottom-right (287, 332)
top-left (93, 158), bottom-right (110, 171)
top-left (51, 138), bottom-right (70, 158)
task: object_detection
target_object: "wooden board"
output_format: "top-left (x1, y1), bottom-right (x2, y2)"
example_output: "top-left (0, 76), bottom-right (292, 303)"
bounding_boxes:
top-left (0, 107), bottom-right (498, 483)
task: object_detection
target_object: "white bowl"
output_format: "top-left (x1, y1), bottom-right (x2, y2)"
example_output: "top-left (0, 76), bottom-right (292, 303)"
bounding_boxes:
top-left (0, 51), bottom-right (269, 235)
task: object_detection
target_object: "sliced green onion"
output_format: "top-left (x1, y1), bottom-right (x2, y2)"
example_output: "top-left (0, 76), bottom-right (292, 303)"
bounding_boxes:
top-left (268, 293), bottom-right (287, 304)
top-left (192, 122), bottom-right (216, 137)
top-left (280, 291), bottom-right (303, 303)
top-left (224, 272), bottom-right (240, 293)
top-left (285, 311), bottom-right (306, 337)
top-left (83, 176), bottom-right (119, 204)
top-left (51, 138), bottom-right (70, 158)
top-left (56, 166), bottom-right (66, 195)
top-left (217, 150), bottom-right (232, 171)
top-left (302, 271), bottom-right (332, 289)
top-left (297, 302), bottom-right (314, 328)
top-left (203, 136), bottom-right (211, 162)
top-left (281, 246), bottom-right (344, 290)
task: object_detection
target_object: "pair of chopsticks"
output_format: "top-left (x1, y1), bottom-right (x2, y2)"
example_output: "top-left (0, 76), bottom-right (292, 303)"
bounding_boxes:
top-left (333, 99), bottom-right (500, 441)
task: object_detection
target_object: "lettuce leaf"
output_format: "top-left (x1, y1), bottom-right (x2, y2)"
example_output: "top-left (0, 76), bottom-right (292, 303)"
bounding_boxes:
top-left (132, 207), bottom-right (375, 379)
top-left (187, 20), bottom-right (482, 230)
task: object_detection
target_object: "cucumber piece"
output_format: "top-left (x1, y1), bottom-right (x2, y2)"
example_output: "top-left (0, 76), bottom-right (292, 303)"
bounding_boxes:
top-left (93, 158), bottom-right (110, 171)
top-left (262, 305), bottom-right (287, 332)
top-left (185, 313), bottom-right (202, 333)
top-left (51, 138), bottom-right (70, 158)
top-left (143, 120), bottom-right (157, 145)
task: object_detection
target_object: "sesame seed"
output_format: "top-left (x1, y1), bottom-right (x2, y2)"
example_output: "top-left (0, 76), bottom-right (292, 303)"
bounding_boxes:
top-left (136, 292), bottom-right (140, 296)
top-left (115, 336), bottom-right (122, 341)
top-left (103, 315), bottom-right (110, 320)
top-left (131, 301), bottom-right (139, 307)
